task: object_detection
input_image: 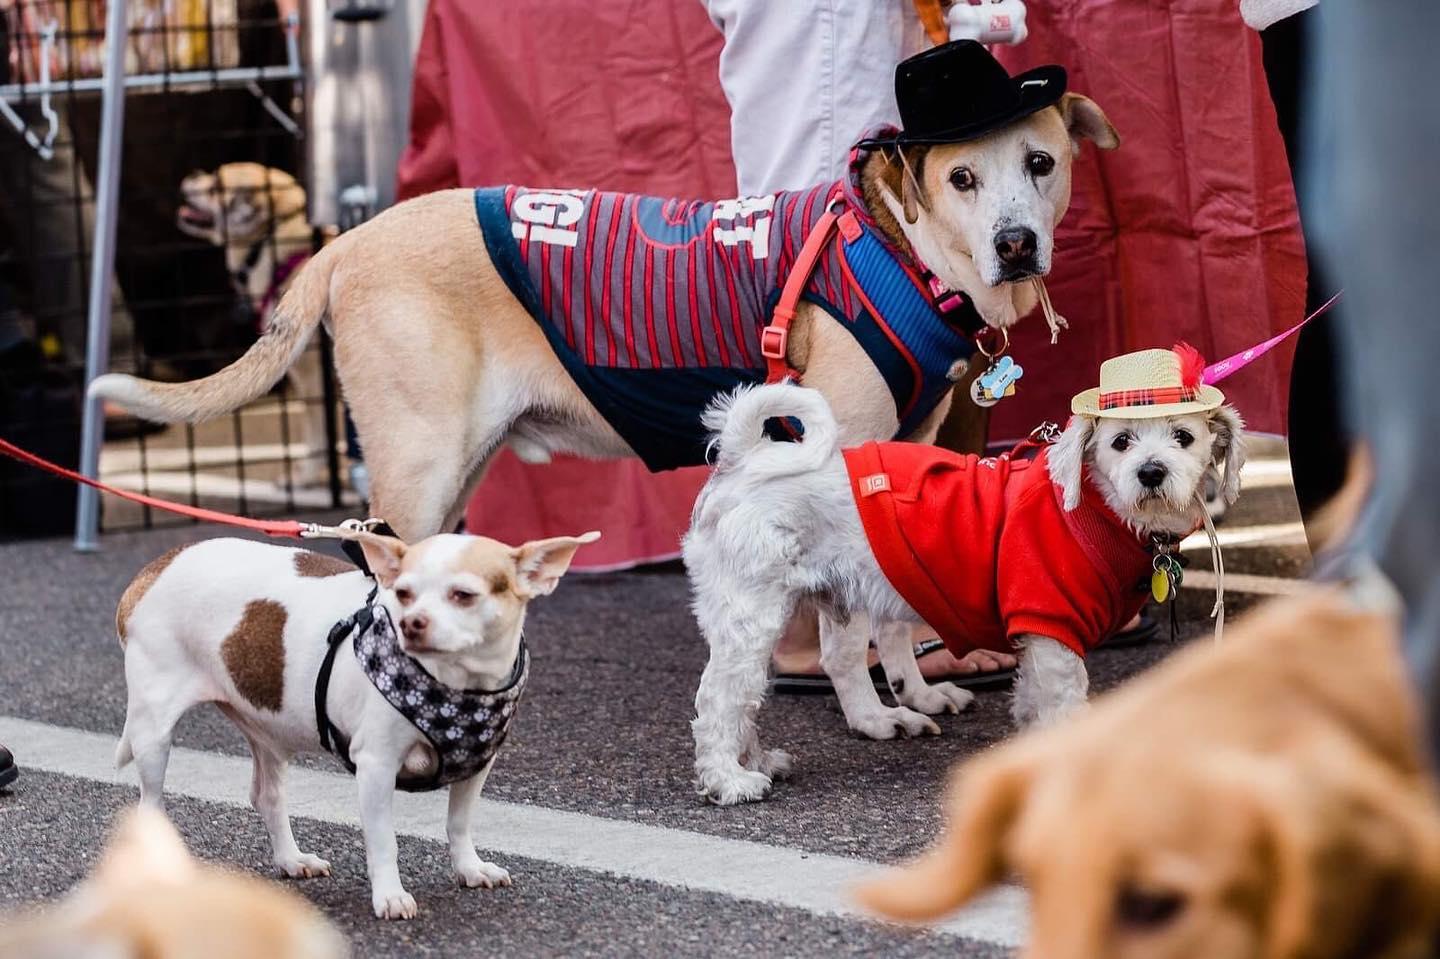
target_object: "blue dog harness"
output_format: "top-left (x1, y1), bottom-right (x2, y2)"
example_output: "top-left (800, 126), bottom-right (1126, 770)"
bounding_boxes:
top-left (473, 133), bottom-right (982, 470)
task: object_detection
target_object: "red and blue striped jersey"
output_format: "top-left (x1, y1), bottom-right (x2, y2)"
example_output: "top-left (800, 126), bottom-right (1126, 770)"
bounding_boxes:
top-left (473, 144), bottom-right (979, 470)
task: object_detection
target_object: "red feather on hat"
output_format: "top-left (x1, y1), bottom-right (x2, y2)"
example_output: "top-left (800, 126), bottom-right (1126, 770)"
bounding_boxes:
top-left (1173, 342), bottom-right (1205, 390)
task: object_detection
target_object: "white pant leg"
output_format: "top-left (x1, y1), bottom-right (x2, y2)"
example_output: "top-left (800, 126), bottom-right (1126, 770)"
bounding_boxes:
top-left (703, 0), bottom-right (924, 195)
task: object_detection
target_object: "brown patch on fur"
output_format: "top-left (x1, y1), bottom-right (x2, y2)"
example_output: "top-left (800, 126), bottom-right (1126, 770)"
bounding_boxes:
top-left (293, 550), bottom-right (354, 578)
top-left (116, 545), bottom-right (187, 647)
top-left (221, 600), bottom-right (288, 712)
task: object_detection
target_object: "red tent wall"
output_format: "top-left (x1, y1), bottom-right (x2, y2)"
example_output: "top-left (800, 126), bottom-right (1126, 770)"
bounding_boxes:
top-left (395, 0), bottom-right (1303, 569)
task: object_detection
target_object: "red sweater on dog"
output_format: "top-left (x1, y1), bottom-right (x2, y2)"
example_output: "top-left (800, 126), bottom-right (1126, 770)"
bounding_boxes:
top-left (844, 441), bottom-right (1153, 657)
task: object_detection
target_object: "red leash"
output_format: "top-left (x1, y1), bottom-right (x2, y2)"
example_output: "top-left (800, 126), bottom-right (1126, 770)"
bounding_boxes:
top-left (0, 435), bottom-right (344, 539)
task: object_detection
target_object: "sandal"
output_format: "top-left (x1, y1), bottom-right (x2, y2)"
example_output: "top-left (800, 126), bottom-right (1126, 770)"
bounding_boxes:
top-left (770, 639), bottom-right (1016, 695)
top-left (1097, 611), bottom-right (1161, 649)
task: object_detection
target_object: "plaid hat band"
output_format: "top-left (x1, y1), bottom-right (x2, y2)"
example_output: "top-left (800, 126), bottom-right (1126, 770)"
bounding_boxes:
top-left (1098, 385), bottom-right (1200, 411)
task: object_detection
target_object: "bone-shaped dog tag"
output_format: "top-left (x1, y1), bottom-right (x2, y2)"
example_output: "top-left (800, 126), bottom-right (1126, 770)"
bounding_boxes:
top-left (971, 355), bottom-right (1023, 407)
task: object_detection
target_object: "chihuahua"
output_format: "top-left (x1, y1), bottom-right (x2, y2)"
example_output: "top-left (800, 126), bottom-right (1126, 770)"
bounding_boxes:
top-left (114, 529), bottom-right (598, 919)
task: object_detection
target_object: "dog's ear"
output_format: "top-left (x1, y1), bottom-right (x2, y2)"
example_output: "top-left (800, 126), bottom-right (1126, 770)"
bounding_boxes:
top-left (356, 533), bottom-right (408, 588)
top-left (1208, 405), bottom-right (1248, 506)
top-left (900, 147), bottom-right (932, 224)
top-left (512, 531), bottom-right (601, 598)
top-left (1058, 93), bottom-right (1119, 152)
top-left (1047, 415), bottom-right (1095, 511)
top-left (266, 175), bottom-right (307, 222)
top-left (855, 747), bottom-right (1035, 921)
top-left (877, 146), bottom-right (929, 226)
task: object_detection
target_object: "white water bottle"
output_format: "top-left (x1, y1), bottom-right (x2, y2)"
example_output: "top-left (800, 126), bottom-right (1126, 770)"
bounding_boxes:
top-left (947, 0), bottom-right (1029, 46)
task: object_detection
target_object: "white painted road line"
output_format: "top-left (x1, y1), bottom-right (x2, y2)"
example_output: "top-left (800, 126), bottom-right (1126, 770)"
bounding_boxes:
top-left (1181, 521), bottom-right (1307, 551)
top-left (102, 441), bottom-right (332, 472)
top-left (1180, 569), bottom-right (1315, 597)
top-left (98, 471), bottom-right (360, 508)
top-left (0, 716), bottom-right (1028, 948)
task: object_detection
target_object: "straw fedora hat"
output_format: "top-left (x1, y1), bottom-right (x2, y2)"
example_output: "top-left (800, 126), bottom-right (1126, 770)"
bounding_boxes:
top-left (1071, 344), bottom-right (1224, 418)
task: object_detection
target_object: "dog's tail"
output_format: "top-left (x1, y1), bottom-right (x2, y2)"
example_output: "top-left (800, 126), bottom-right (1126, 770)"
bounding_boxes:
top-left (88, 232), bottom-right (350, 423)
top-left (702, 382), bottom-right (840, 476)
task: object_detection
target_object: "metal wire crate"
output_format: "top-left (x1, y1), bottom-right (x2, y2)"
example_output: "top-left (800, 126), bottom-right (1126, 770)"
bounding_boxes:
top-left (0, 0), bottom-right (353, 544)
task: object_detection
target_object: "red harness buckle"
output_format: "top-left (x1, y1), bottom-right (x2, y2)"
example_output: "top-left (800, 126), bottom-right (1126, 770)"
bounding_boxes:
top-left (760, 324), bottom-right (788, 360)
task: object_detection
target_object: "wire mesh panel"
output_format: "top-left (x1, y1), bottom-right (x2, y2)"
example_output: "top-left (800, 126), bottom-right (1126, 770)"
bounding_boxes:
top-left (0, 0), bottom-right (351, 541)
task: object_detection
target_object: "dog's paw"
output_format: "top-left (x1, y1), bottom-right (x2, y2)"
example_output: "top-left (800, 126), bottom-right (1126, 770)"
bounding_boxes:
top-left (699, 767), bottom-right (774, 806)
top-left (276, 852), bottom-right (331, 879)
top-left (899, 681), bottom-right (975, 716)
top-left (848, 706), bottom-right (941, 740)
top-left (372, 889), bottom-right (418, 921)
top-left (749, 748), bottom-right (793, 781)
top-left (454, 858), bottom-right (512, 889)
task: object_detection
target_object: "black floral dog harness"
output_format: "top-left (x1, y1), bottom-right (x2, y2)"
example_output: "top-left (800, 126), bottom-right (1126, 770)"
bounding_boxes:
top-left (315, 593), bottom-right (529, 792)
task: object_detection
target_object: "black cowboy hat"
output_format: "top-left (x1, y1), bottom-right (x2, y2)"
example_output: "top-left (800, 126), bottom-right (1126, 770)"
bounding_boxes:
top-left (859, 40), bottom-right (1067, 148)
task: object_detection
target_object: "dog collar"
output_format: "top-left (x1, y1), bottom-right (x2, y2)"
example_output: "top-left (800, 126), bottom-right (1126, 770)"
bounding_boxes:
top-left (315, 593), bottom-right (528, 792)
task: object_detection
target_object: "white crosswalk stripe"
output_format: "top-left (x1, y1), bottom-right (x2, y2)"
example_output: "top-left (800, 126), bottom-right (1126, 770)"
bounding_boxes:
top-left (0, 716), bottom-right (1029, 948)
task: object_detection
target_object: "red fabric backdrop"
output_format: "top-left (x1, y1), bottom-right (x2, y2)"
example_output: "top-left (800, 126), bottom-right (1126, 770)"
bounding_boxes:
top-left (395, 0), bottom-right (1304, 570)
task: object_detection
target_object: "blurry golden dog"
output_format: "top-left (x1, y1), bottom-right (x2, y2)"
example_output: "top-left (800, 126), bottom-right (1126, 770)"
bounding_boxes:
top-left (857, 593), bottom-right (1440, 959)
top-left (0, 807), bottom-right (346, 959)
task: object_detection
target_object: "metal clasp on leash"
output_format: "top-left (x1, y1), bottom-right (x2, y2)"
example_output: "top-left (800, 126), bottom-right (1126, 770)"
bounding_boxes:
top-left (1029, 421), bottom-right (1061, 444)
top-left (299, 517), bottom-right (390, 541)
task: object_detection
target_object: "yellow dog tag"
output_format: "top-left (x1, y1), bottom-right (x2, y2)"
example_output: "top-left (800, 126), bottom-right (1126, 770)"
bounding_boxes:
top-left (1151, 567), bottom-right (1171, 603)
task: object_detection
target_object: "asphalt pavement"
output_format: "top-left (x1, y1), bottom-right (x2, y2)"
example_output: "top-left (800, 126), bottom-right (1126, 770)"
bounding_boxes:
top-left (0, 438), bottom-right (1311, 957)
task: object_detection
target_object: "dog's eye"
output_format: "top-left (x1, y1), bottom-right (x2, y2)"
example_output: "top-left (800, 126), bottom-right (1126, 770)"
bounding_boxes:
top-left (1174, 429), bottom-right (1194, 448)
top-left (448, 588), bottom-right (477, 607)
top-left (1027, 151), bottom-right (1055, 177)
top-left (1115, 884), bottom-right (1186, 931)
top-left (949, 167), bottom-right (976, 192)
top-left (1111, 433), bottom-right (1131, 452)
top-left (394, 587), bottom-right (414, 605)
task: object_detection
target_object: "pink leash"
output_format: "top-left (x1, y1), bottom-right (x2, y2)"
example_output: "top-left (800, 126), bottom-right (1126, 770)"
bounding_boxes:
top-left (1202, 291), bottom-right (1343, 385)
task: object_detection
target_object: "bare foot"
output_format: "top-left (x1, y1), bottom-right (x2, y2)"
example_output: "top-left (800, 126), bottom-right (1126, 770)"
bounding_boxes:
top-left (771, 612), bottom-right (1017, 679)
top-left (926, 646), bottom-right (1017, 678)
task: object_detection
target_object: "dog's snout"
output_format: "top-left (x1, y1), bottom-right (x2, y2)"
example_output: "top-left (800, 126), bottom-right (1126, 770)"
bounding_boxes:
top-left (993, 227), bottom-right (1037, 266)
top-left (1137, 462), bottom-right (1168, 489)
top-left (401, 612), bottom-right (430, 640)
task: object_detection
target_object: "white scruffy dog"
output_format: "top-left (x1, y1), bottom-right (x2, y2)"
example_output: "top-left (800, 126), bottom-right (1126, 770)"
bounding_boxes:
top-left (684, 374), bottom-right (1244, 805)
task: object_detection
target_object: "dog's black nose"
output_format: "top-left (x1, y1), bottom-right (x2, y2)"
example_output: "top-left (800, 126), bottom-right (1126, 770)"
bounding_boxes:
top-left (993, 227), bottom-right (1038, 266)
top-left (1137, 462), bottom-right (1168, 489)
top-left (401, 613), bottom-right (429, 639)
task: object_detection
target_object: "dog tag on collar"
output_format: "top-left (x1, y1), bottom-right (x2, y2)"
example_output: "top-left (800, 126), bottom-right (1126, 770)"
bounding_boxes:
top-left (1151, 554), bottom-right (1182, 603)
top-left (970, 356), bottom-right (1022, 407)
top-left (1151, 567), bottom-right (1172, 603)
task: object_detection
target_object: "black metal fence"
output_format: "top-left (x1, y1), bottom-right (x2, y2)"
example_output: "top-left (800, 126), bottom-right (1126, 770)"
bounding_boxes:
top-left (0, 0), bottom-right (349, 541)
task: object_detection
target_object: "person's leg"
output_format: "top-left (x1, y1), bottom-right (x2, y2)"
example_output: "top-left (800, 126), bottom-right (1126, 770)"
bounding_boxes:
top-left (704, 1), bottom-right (1014, 684)
top-left (1260, 10), bottom-right (1351, 543)
top-left (1310, 2), bottom-right (1440, 762)
top-left (0, 105), bottom-right (135, 370)
top-left (703, 0), bottom-right (924, 194)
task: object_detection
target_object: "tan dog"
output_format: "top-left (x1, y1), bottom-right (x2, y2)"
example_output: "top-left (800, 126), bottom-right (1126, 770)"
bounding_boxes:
top-left (856, 593), bottom-right (1440, 959)
top-left (93, 96), bottom-right (1116, 542)
top-left (177, 162), bottom-right (332, 488)
top-left (0, 807), bottom-right (347, 959)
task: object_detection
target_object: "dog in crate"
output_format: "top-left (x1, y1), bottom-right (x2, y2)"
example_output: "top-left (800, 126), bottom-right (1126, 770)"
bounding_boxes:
top-left (175, 162), bottom-right (331, 489)
top-left (683, 345), bottom-right (1246, 804)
